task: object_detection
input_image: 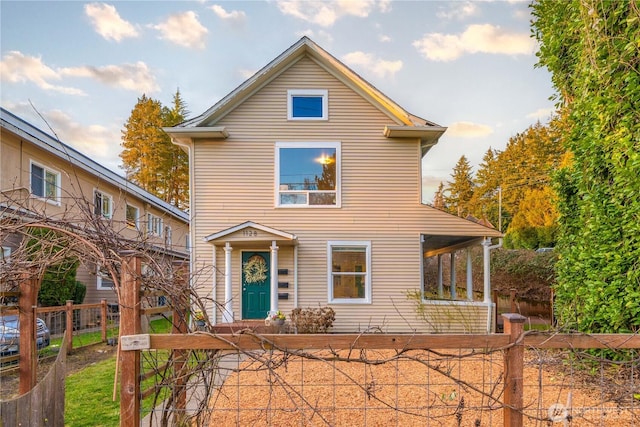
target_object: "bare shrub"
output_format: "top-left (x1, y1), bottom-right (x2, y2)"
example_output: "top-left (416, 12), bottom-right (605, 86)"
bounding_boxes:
top-left (290, 306), bottom-right (335, 333)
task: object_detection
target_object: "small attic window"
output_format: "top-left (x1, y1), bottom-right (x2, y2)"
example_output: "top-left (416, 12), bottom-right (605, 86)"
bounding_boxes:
top-left (287, 89), bottom-right (328, 120)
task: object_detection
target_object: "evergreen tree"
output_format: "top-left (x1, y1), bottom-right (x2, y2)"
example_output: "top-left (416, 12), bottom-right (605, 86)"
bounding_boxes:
top-left (445, 156), bottom-right (474, 217)
top-left (432, 181), bottom-right (446, 210)
top-left (120, 90), bottom-right (189, 210)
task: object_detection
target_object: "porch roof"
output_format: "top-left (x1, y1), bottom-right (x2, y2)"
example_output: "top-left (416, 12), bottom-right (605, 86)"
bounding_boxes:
top-left (204, 221), bottom-right (298, 247)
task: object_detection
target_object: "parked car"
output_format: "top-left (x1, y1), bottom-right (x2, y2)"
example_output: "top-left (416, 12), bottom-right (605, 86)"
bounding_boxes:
top-left (0, 315), bottom-right (51, 355)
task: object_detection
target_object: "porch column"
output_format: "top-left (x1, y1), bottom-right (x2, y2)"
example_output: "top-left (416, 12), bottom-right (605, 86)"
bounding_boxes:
top-left (270, 240), bottom-right (279, 313)
top-left (482, 238), bottom-right (492, 303)
top-left (437, 254), bottom-right (444, 298)
top-left (223, 242), bottom-right (234, 323)
top-left (449, 252), bottom-right (457, 299)
top-left (466, 248), bottom-right (473, 301)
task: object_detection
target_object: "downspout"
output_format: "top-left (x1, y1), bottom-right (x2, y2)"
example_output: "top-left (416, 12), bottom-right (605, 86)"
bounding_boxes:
top-left (483, 237), bottom-right (503, 332)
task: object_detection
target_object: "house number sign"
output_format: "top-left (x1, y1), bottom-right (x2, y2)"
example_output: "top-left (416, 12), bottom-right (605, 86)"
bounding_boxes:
top-left (242, 229), bottom-right (258, 237)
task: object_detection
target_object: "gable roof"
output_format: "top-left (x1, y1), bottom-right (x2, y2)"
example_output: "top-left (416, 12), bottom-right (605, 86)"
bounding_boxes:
top-left (164, 37), bottom-right (446, 152)
top-left (204, 221), bottom-right (297, 246)
top-left (1, 108), bottom-right (189, 223)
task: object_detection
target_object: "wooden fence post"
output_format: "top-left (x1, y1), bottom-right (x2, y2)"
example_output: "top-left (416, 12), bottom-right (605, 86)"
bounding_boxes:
top-left (101, 299), bottom-right (108, 342)
top-left (503, 313), bottom-right (526, 427)
top-left (172, 261), bottom-right (189, 423)
top-left (120, 255), bottom-right (142, 427)
top-left (18, 269), bottom-right (41, 394)
top-left (65, 300), bottom-right (74, 353)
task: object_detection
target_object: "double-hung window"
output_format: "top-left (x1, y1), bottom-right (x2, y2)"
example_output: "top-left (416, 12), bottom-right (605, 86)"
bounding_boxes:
top-left (287, 89), bottom-right (328, 120)
top-left (30, 162), bottom-right (60, 202)
top-left (94, 190), bottom-right (112, 219)
top-left (96, 264), bottom-right (114, 290)
top-left (276, 142), bottom-right (340, 207)
top-left (328, 241), bottom-right (371, 304)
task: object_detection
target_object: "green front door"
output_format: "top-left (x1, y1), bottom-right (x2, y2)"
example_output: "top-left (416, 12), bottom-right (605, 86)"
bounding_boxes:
top-left (241, 251), bottom-right (270, 319)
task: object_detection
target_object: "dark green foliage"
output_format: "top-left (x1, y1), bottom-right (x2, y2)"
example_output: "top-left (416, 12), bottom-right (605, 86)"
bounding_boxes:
top-left (532, 0), bottom-right (640, 333)
top-left (26, 228), bottom-right (84, 307)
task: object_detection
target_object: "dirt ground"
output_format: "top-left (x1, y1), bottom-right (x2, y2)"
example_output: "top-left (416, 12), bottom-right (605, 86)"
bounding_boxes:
top-left (0, 342), bottom-right (118, 400)
top-left (206, 349), bottom-right (639, 427)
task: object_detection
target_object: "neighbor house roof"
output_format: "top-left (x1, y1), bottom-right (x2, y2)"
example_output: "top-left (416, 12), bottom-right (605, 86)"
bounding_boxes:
top-left (164, 36), bottom-right (446, 153)
top-left (1, 107), bottom-right (189, 223)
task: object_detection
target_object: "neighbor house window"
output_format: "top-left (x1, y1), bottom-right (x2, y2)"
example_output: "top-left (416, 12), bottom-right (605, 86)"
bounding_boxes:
top-left (164, 225), bottom-right (172, 246)
top-left (30, 162), bottom-right (60, 202)
top-left (1, 247), bottom-right (11, 262)
top-left (275, 142), bottom-right (340, 207)
top-left (94, 190), bottom-right (112, 219)
top-left (287, 89), bottom-right (328, 120)
top-left (96, 265), bottom-right (114, 290)
top-left (147, 213), bottom-right (163, 237)
top-left (328, 241), bottom-right (371, 304)
top-left (126, 204), bottom-right (139, 229)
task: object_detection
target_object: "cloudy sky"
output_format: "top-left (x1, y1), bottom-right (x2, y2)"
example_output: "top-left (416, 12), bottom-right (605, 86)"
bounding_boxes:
top-left (1, 1), bottom-right (555, 202)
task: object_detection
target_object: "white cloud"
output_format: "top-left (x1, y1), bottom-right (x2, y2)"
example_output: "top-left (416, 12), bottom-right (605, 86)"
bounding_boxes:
top-left (210, 4), bottom-right (246, 23)
top-left (446, 121), bottom-right (494, 138)
top-left (413, 24), bottom-right (536, 62)
top-left (341, 51), bottom-right (402, 79)
top-left (84, 3), bottom-right (139, 42)
top-left (379, 34), bottom-right (391, 43)
top-left (0, 51), bottom-right (85, 95)
top-left (436, 2), bottom-right (478, 20)
top-left (277, 0), bottom-right (389, 27)
top-left (59, 62), bottom-right (159, 93)
top-left (526, 107), bottom-right (555, 121)
top-left (237, 68), bottom-right (256, 80)
top-left (153, 11), bottom-right (208, 49)
top-left (295, 29), bottom-right (334, 44)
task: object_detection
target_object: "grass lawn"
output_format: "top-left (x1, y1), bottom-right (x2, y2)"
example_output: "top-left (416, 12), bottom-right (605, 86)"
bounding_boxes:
top-left (65, 317), bottom-right (172, 426)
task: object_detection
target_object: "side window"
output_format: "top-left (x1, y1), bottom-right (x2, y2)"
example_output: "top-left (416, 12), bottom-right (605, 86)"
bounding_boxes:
top-left (147, 213), bottom-right (163, 237)
top-left (327, 241), bottom-right (371, 304)
top-left (275, 142), bottom-right (340, 207)
top-left (1, 247), bottom-right (11, 262)
top-left (287, 89), bottom-right (328, 120)
top-left (30, 162), bottom-right (60, 203)
top-left (96, 265), bottom-right (114, 290)
top-left (94, 190), bottom-right (113, 219)
top-left (126, 204), bottom-right (140, 229)
top-left (164, 225), bottom-right (172, 246)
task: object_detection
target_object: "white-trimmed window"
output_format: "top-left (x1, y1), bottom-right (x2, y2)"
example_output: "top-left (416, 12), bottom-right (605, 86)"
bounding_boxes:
top-left (30, 162), bottom-right (60, 203)
top-left (126, 204), bottom-right (140, 229)
top-left (287, 89), bottom-right (328, 120)
top-left (97, 265), bottom-right (114, 290)
top-left (1, 247), bottom-right (11, 262)
top-left (275, 142), bottom-right (340, 207)
top-left (164, 225), bottom-right (172, 246)
top-left (147, 213), bottom-right (163, 237)
top-left (327, 241), bottom-right (371, 304)
top-left (94, 190), bottom-right (113, 219)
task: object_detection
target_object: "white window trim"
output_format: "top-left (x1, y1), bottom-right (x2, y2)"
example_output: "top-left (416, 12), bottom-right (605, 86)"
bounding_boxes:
top-left (1, 247), bottom-right (11, 261)
top-left (275, 141), bottom-right (341, 208)
top-left (29, 160), bottom-right (61, 205)
top-left (147, 213), bottom-right (164, 237)
top-left (94, 189), bottom-right (113, 219)
top-left (96, 265), bottom-right (115, 290)
top-left (327, 240), bottom-right (372, 304)
top-left (126, 204), bottom-right (140, 229)
top-left (287, 89), bottom-right (328, 120)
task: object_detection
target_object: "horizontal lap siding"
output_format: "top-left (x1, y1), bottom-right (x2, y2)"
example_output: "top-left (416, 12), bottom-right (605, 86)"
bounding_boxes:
top-left (192, 57), bottom-right (446, 331)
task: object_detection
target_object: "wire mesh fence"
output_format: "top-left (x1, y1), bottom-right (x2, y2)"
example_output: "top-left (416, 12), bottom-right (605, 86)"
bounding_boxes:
top-left (138, 338), bottom-right (639, 426)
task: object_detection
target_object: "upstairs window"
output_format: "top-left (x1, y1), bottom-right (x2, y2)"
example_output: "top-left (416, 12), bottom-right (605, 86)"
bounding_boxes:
top-left (126, 204), bottom-right (140, 229)
top-left (147, 213), bottom-right (163, 237)
top-left (276, 142), bottom-right (340, 207)
top-left (94, 190), bottom-right (112, 219)
top-left (30, 162), bottom-right (60, 202)
top-left (287, 89), bottom-right (328, 120)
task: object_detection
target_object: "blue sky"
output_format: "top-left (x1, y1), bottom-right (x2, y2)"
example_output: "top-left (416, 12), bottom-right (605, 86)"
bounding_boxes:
top-left (1, 1), bottom-right (556, 202)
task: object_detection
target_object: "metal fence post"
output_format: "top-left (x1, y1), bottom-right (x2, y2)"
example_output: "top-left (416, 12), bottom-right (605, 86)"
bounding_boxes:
top-left (503, 313), bottom-right (526, 427)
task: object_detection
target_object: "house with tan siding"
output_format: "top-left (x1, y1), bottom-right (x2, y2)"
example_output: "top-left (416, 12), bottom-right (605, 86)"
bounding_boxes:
top-left (165, 37), bottom-right (502, 333)
top-left (1, 108), bottom-right (189, 305)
